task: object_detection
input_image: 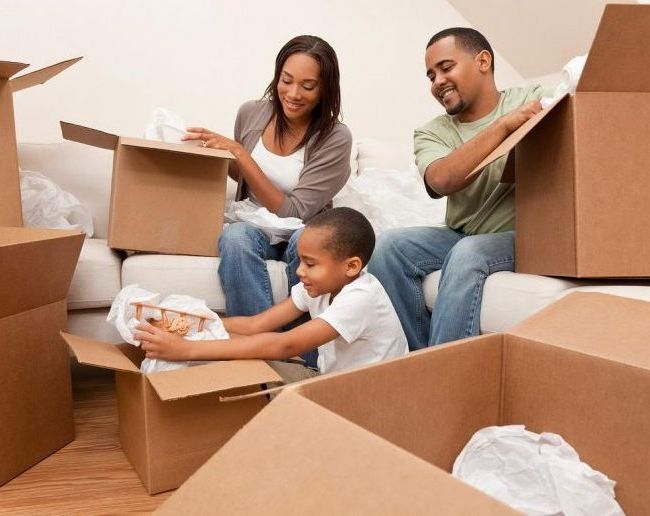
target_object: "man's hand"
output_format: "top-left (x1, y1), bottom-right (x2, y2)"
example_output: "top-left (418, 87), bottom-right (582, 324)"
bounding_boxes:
top-left (499, 100), bottom-right (542, 134)
top-left (135, 321), bottom-right (195, 361)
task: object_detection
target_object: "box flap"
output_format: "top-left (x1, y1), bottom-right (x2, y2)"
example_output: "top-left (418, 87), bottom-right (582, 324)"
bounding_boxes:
top-left (146, 360), bottom-right (283, 401)
top-left (156, 391), bottom-right (516, 515)
top-left (60, 121), bottom-right (118, 150)
top-left (61, 332), bottom-right (140, 373)
top-left (577, 4), bottom-right (650, 92)
top-left (0, 228), bottom-right (84, 318)
top-left (0, 61), bottom-right (29, 80)
top-left (508, 292), bottom-right (650, 370)
top-left (10, 57), bottom-right (82, 93)
top-left (467, 94), bottom-right (569, 180)
top-left (119, 136), bottom-right (235, 160)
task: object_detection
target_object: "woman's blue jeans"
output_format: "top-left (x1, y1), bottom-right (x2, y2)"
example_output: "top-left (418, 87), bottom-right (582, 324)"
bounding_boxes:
top-left (218, 222), bottom-right (302, 317)
top-left (367, 226), bottom-right (515, 350)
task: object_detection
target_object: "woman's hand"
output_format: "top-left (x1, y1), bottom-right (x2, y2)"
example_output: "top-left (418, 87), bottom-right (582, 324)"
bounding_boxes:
top-left (135, 321), bottom-right (194, 361)
top-left (183, 127), bottom-right (245, 158)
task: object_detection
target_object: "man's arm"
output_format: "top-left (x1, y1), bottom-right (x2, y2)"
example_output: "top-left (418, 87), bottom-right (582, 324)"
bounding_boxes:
top-left (136, 317), bottom-right (339, 362)
top-left (424, 100), bottom-right (541, 196)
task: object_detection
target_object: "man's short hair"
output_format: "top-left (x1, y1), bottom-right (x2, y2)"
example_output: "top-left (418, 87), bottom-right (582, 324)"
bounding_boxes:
top-left (306, 207), bottom-right (375, 266)
top-left (427, 27), bottom-right (495, 72)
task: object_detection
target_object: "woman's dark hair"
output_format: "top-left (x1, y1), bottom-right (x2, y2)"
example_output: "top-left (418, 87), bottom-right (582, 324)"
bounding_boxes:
top-left (264, 35), bottom-right (341, 152)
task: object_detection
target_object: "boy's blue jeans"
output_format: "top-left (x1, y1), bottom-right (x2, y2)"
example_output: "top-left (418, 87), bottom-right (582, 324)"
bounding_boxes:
top-left (367, 226), bottom-right (515, 350)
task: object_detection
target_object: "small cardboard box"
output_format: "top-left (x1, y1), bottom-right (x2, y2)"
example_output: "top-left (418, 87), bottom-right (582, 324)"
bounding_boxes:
top-left (0, 57), bottom-right (81, 226)
top-left (472, 3), bottom-right (650, 278)
top-left (157, 292), bottom-right (650, 514)
top-left (62, 332), bottom-right (283, 494)
top-left (61, 122), bottom-right (234, 257)
top-left (0, 227), bottom-right (84, 486)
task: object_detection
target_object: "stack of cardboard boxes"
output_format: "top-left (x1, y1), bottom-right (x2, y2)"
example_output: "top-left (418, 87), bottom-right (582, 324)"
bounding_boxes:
top-left (0, 57), bottom-right (84, 485)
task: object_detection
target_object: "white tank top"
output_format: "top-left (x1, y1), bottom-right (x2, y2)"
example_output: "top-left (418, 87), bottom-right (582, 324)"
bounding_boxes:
top-left (251, 138), bottom-right (304, 194)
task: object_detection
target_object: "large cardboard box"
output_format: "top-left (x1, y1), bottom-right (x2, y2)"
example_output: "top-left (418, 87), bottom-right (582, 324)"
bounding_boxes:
top-left (61, 122), bottom-right (234, 257)
top-left (0, 57), bottom-right (81, 226)
top-left (472, 3), bottom-right (650, 278)
top-left (62, 332), bottom-right (283, 494)
top-left (0, 227), bottom-right (84, 486)
top-left (157, 292), bottom-right (650, 514)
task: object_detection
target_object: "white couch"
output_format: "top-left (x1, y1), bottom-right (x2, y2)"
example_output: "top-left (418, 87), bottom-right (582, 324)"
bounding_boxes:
top-left (17, 140), bottom-right (650, 344)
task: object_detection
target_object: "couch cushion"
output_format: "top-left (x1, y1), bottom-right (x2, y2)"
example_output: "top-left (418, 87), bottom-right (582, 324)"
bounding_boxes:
top-left (423, 270), bottom-right (594, 334)
top-left (121, 254), bottom-right (289, 312)
top-left (68, 238), bottom-right (123, 310)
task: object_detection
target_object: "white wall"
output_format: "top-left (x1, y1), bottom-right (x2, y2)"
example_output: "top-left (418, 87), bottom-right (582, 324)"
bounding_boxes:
top-left (2, 0), bottom-right (528, 148)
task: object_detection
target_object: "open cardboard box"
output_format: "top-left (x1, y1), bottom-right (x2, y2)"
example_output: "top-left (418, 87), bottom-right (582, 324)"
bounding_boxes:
top-left (157, 292), bottom-right (650, 514)
top-left (0, 227), bottom-right (84, 486)
top-left (61, 122), bottom-right (234, 257)
top-left (0, 57), bottom-right (81, 225)
top-left (471, 3), bottom-right (650, 278)
top-left (62, 332), bottom-right (283, 494)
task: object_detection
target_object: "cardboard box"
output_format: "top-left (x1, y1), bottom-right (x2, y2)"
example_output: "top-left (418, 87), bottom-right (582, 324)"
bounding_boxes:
top-left (60, 122), bottom-right (234, 257)
top-left (157, 292), bottom-right (650, 514)
top-left (472, 3), bottom-right (650, 278)
top-left (0, 57), bottom-right (81, 226)
top-left (62, 332), bottom-right (283, 494)
top-left (0, 227), bottom-right (84, 486)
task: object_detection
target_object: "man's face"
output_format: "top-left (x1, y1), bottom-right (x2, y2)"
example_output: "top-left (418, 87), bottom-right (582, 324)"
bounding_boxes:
top-left (425, 36), bottom-right (486, 116)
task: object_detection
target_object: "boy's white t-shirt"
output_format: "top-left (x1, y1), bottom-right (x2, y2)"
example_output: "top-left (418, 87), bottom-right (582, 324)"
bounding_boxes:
top-left (291, 271), bottom-right (408, 374)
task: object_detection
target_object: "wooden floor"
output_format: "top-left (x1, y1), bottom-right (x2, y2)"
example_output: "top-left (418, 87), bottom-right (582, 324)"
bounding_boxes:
top-left (0, 373), bottom-right (171, 514)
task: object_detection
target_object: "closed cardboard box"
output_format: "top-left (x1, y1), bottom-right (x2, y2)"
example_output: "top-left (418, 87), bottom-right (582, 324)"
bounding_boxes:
top-left (472, 4), bottom-right (650, 278)
top-left (157, 292), bottom-right (650, 514)
top-left (0, 228), bottom-right (84, 486)
top-left (63, 333), bottom-right (283, 494)
top-left (61, 122), bottom-right (234, 257)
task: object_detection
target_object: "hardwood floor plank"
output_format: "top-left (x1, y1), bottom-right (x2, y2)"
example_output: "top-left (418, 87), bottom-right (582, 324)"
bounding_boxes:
top-left (0, 374), bottom-right (171, 514)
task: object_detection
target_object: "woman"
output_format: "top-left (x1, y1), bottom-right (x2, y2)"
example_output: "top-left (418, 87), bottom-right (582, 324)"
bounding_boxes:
top-left (184, 35), bottom-right (352, 317)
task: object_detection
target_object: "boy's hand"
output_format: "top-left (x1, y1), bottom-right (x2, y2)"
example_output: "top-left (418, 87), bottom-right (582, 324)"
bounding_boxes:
top-left (500, 100), bottom-right (542, 133)
top-left (135, 321), bottom-right (194, 361)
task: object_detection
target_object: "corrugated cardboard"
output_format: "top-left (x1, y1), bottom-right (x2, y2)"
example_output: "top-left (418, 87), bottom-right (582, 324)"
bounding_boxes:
top-left (0, 227), bottom-right (84, 486)
top-left (62, 333), bottom-right (283, 494)
top-left (471, 4), bottom-right (650, 278)
top-left (60, 121), bottom-right (234, 257)
top-left (158, 292), bottom-right (650, 514)
top-left (0, 57), bottom-right (81, 227)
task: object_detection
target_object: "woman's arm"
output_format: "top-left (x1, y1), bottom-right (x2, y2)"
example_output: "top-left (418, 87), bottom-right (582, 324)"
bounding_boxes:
top-left (136, 317), bottom-right (338, 362)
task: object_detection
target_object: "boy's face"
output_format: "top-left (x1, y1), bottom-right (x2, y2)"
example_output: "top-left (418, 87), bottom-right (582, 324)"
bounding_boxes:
top-left (425, 35), bottom-right (490, 116)
top-left (296, 227), bottom-right (360, 298)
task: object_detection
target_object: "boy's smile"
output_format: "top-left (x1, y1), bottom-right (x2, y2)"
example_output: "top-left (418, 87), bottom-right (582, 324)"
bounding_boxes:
top-left (296, 227), bottom-right (358, 299)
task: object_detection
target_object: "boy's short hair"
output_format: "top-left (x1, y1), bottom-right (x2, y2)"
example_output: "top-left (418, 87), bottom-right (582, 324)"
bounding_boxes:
top-left (427, 27), bottom-right (495, 72)
top-left (306, 207), bottom-right (375, 266)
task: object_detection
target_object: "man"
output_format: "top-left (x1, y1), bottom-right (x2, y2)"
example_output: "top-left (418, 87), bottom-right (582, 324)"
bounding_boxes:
top-left (368, 27), bottom-right (544, 349)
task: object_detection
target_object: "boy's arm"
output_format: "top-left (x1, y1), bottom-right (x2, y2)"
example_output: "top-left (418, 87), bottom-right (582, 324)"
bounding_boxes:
top-left (136, 317), bottom-right (338, 362)
top-left (223, 297), bottom-right (305, 335)
top-left (423, 100), bottom-right (541, 196)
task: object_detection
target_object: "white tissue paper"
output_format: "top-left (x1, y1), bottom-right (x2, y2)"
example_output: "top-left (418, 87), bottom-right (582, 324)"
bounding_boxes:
top-left (144, 107), bottom-right (197, 145)
top-left (106, 284), bottom-right (229, 374)
top-left (541, 55), bottom-right (588, 109)
top-left (334, 166), bottom-right (447, 235)
top-left (452, 425), bottom-right (624, 515)
top-left (225, 198), bottom-right (304, 244)
top-left (20, 169), bottom-right (94, 237)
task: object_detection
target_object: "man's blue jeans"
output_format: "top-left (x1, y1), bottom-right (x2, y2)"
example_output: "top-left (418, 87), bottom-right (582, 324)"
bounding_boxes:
top-left (367, 226), bottom-right (515, 350)
top-left (218, 222), bottom-right (302, 316)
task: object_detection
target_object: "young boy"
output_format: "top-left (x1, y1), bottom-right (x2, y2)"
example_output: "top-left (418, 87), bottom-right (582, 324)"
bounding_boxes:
top-left (135, 207), bottom-right (408, 378)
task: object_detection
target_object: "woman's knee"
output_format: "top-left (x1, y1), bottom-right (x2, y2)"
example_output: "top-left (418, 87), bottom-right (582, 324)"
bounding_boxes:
top-left (218, 222), bottom-right (265, 255)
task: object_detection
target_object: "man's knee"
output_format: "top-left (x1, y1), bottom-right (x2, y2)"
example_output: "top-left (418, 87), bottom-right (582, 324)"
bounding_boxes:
top-left (446, 233), bottom-right (514, 271)
top-left (368, 229), bottom-right (404, 271)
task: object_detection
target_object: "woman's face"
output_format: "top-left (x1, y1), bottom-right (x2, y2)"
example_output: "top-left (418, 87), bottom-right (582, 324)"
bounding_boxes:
top-left (277, 52), bottom-right (321, 123)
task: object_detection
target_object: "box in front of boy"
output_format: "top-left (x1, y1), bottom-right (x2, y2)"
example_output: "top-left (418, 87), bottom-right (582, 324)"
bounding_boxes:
top-left (472, 4), bottom-right (650, 278)
top-left (62, 332), bottom-right (283, 494)
top-left (156, 292), bottom-right (650, 514)
top-left (60, 122), bottom-right (234, 257)
top-left (0, 227), bottom-right (84, 486)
